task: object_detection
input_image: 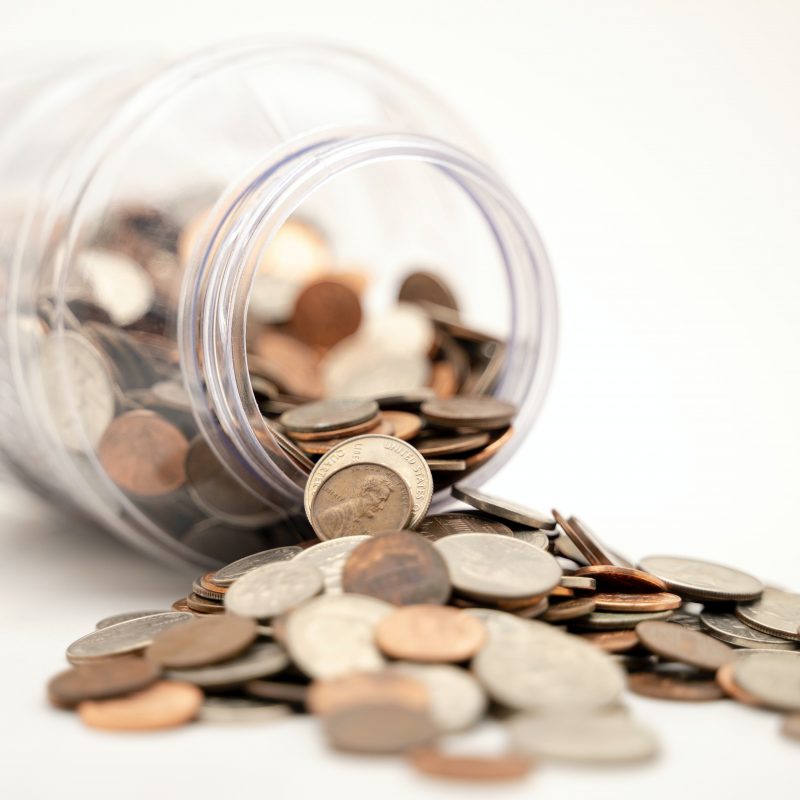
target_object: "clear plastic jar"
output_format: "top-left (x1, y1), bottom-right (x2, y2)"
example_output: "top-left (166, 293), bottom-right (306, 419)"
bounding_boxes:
top-left (0, 43), bottom-right (557, 568)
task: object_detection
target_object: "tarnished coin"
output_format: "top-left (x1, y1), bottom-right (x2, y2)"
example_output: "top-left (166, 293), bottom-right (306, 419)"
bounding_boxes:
top-left (735, 587), bottom-right (800, 641)
top-left (48, 657), bottom-right (160, 707)
top-left (98, 411), bottom-right (189, 496)
top-left (716, 659), bottom-right (762, 705)
top-left (199, 696), bottom-right (292, 724)
top-left (78, 680), bottom-right (202, 731)
top-left (409, 748), bottom-right (533, 782)
top-left (211, 546), bottom-right (302, 587)
top-left (285, 594), bottom-right (393, 680)
top-left (451, 486), bottom-right (556, 530)
top-left (732, 651), bottom-right (800, 711)
top-left (573, 564), bottom-right (668, 593)
top-left (165, 642), bottom-right (290, 687)
top-left (95, 611), bottom-right (166, 630)
top-left (380, 410), bottom-right (423, 441)
top-left (310, 463), bottom-right (413, 540)
top-left (293, 536), bottom-right (370, 593)
top-left (417, 512), bottom-right (513, 540)
top-left (305, 435), bottom-right (432, 528)
top-left (512, 529), bottom-right (550, 550)
top-left (307, 671), bottom-right (429, 716)
top-left (291, 278), bottom-right (362, 348)
top-left (572, 609), bottom-right (675, 631)
top-left (224, 561), bottom-right (324, 619)
top-left (593, 592), bottom-right (682, 613)
top-left (421, 397), bottom-right (516, 431)
top-left (435, 533), bottom-right (562, 601)
top-left (146, 614), bottom-right (258, 668)
top-left (580, 630), bottom-right (640, 654)
top-left (638, 555), bottom-right (764, 602)
top-left (628, 671), bottom-right (725, 701)
top-left (323, 703), bottom-right (437, 754)
top-left (67, 612), bottom-right (193, 664)
top-left (700, 609), bottom-right (798, 650)
top-left (781, 713), bottom-right (800, 741)
top-left (414, 432), bottom-right (490, 457)
top-left (541, 597), bottom-right (597, 623)
top-left (636, 621), bottom-right (734, 671)
top-left (375, 605), bottom-right (487, 663)
top-left (279, 398), bottom-right (379, 434)
top-left (398, 270), bottom-right (459, 311)
top-left (341, 531), bottom-right (450, 606)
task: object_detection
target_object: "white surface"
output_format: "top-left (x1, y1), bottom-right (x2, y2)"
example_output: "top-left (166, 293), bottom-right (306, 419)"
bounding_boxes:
top-left (3, 1), bottom-right (800, 798)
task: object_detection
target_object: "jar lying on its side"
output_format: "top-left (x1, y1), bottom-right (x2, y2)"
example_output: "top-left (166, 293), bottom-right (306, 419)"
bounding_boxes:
top-left (0, 44), bottom-right (557, 568)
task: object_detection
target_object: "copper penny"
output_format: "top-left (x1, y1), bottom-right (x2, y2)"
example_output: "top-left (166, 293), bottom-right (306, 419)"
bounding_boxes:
top-left (97, 410), bottom-right (188, 496)
top-left (540, 597), bottom-right (597, 623)
top-left (291, 278), bottom-right (362, 348)
top-left (341, 531), bottom-right (450, 606)
top-left (200, 572), bottom-right (228, 596)
top-left (409, 747), bottom-right (533, 781)
top-left (413, 432), bottom-right (491, 457)
top-left (171, 597), bottom-right (193, 613)
top-left (48, 657), bottom-right (160, 708)
top-left (380, 410), bottom-right (423, 441)
top-left (715, 662), bottom-right (761, 706)
top-left (573, 565), bottom-right (668, 593)
top-left (243, 679), bottom-right (308, 705)
top-left (185, 593), bottom-right (224, 614)
top-left (421, 396), bottom-right (516, 431)
top-left (580, 630), bottom-right (640, 653)
top-left (430, 361), bottom-right (459, 398)
top-left (146, 614), bottom-right (258, 668)
top-left (251, 330), bottom-right (323, 399)
top-left (375, 605), bottom-right (487, 662)
top-left (398, 270), bottom-right (459, 311)
top-left (628, 671), bottom-right (725, 702)
top-left (593, 592), bottom-right (682, 613)
top-left (307, 671), bottom-right (429, 716)
top-left (192, 576), bottom-right (225, 602)
top-left (636, 620), bottom-right (734, 671)
top-left (323, 703), bottom-right (436, 754)
top-left (78, 680), bottom-right (203, 731)
top-left (462, 427), bottom-right (514, 469)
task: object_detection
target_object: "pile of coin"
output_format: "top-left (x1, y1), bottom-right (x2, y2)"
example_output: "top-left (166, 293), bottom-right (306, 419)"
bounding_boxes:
top-left (47, 480), bottom-right (800, 781)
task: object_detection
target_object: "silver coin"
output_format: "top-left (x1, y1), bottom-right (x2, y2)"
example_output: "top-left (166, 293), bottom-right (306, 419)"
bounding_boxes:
top-left (451, 485), bottom-right (556, 530)
top-left (95, 610), bottom-right (168, 630)
top-left (293, 536), bottom-right (370, 593)
top-left (212, 546), bottom-right (303, 587)
top-left (508, 708), bottom-right (658, 764)
top-left (279, 398), bottom-right (379, 434)
top-left (638, 555), bottom-right (763, 601)
top-left (390, 662), bottom-right (487, 733)
top-left (426, 459), bottom-right (467, 472)
top-left (199, 696), bottom-right (293, 723)
top-left (285, 593), bottom-right (393, 680)
top-left (700, 609), bottom-right (798, 650)
top-left (463, 607), bottom-right (547, 645)
top-left (732, 651), bottom-right (800, 711)
top-left (416, 512), bottom-right (513, 540)
top-left (224, 561), bottom-right (324, 619)
top-left (434, 533), bottom-right (562, 600)
top-left (736, 587), bottom-right (800, 641)
top-left (66, 612), bottom-right (193, 664)
top-left (571, 609), bottom-right (675, 631)
top-left (165, 642), bottom-right (290, 687)
top-left (554, 532), bottom-right (590, 566)
top-left (560, 576), bottom-right (596, 591)
top-left (512, 529), bottom-right (550, 550)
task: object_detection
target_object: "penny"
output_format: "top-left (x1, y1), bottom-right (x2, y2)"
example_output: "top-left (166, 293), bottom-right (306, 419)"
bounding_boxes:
top-left (224, 561), bottom-right (324, 619)
top-left (627, 671), bottom-right (725, 701)
top-left (291, 278), bottom-right (362, 348)
top-left (732, 651), bottom-right (800, 711)
top-left (375, 605), bottom-right (487, 662)
top-left (573, 564), bottom-right (668, 593)
top-left (95, 611), bottom-right (166, 630)
top-left (581, 630), bottom-right (640, 653)
top-left (307, 671), bottom-right (429, 716)
top-left (638, 555), bottom-right (764, 602)
top-left (66, 612), bottom-right (194, 664)
top-left (293, 536), bottom-right (370, 593)
top-left (280, 398), bottom-right (379, 435)
top-left (380, 410), bottom-right (423, 441)
top-left (185, 593), bottom-right (224, 614)
top-left (571, 609), bottom-right (675, 631)
top-left (97, 410), bottom-right (189, 496)
top-left (540, 597), bottom-right (597, 623)
top-left (309, 463), bottom-right (413, 541)
top-left (462, 427), bottom-right (514, 470)
top-left (421, 397), bottom-right (516, 431)
top-left (736, 587), bottom-right (800, 641)
top-left (48, 657), bottom-right (160, 707)
top-left (408, 748), bottom-right (533, 781)
top-left (700, 609), bottom-right (798, 650)
top-left (165, 642), bottom-right (290, 687)
top-left (636, 621), bottom-right (734, 671)
top-left (716, 660), bottom-right (761, 705)
top-left (413, 432), bottom-right (490, 457)
top-left (552, 512), bottom-right (616, 566)
top-left (252, 330), bottom-right (323, 399)
top-left (78, 680), bottom-right (202, 731)
top-left (171, 598), bottom-right (192, 613)
top-left (323, 703), bottom-right (436, 754)
top-left (416, 512), bottom-right (513, 540)
top-left (212, 546), bottom-right (302, 587)
top-left (593, 592), bottom-right (682, 612)
top-left (146, 614), bottom-right (258, 668)
top-left (341, 531), bottom-right (450, 605)
top-left (451, 486), bottom-right (555, 530)
top-left (199, 697), bottom-right (292, 723)
top-left (243, 679), bottom-right (308, 705)
top-left (781, 713), bottom-right (800, 741)
top-left (435, 533), bottom-right (562, 601)
top-left (398, 270), bottom-right (459, 311)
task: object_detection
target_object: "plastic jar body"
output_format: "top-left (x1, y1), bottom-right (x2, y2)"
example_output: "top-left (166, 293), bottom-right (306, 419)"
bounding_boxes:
top-left (0, 44), bottom-right (557, 568)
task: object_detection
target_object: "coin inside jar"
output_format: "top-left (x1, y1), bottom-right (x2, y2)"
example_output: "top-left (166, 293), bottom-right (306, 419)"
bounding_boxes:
top-left (421, 396), bottom-right (516, 431)
top-left (279, 398), bottom-right (379, 435)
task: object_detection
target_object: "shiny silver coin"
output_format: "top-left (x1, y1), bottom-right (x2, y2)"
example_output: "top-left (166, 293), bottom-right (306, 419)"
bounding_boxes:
top-left (279, 398), bottom-right (379, 434)
top-left (512, 529), bottom-right (550, 550)
top-left (67, 612), bottom-right (193, 664)
top-left (700, 609), bottom-right (798, 650)
top-left (95, 610), bottom-right (168, 630)
top-left (434, 533), bottom-right (562, 600)
top-left (165, 642), bottom-right (290, 687)
top-left (293, 536), bottom-right (370, 594)
top-left (416, 512), bottom-right (513, 540)
top-left (451, 485), bottom-right (556, 530)
top-left (732, 650), bottom-right (800, 711)
top-left (638, 555), bottom-right (763, 602)
top-left (571, 609), bottom-right (675, 631)
top-left (199, 697), bottom-right (293, 723)
top-left (224, 561), bottom-right (324, 619)
top-left (736, 587), bottom-right (800, 641)
top-left (212, 546), bottom-right (302, 587)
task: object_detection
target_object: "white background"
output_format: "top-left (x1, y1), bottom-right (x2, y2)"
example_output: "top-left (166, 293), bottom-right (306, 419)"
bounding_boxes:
top-left (2, 2), bottom-right (799, 798)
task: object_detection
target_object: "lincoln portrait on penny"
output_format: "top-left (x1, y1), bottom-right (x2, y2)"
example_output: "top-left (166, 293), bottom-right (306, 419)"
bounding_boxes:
top-left (317, 474), bottom-right (394, 538)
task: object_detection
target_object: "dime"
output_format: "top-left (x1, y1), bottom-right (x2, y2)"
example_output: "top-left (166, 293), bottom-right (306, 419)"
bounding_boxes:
top-left (638, 555), bottom-right (764, 602)
top-left (305, 435), bottom-right (432, 528)
top-left (279, 398), bottom-right (379, 434)
top-left (408, 748), bottom-right (533, 781)
top-left (700, 609), bottom-right (798, 650)
top-left (291, 278), bottom-right (362, 348)
top-left (570, 609), bottom-right (675, 631)
top-left (285, 594), bottom-right (393, 679)
top-left (95, 611), bottom-right (166, 630)
top-left (376, 605), bottom-right (487, 663)
top-left (573, 564), bottom-right (668, 593)
top-left (735, 587), bottom-right (800, 641)
top-left (627, 671), bottom-right (725, 701)
top-left (306, 671), bottom-right (429, 716)
top-left (293, 536), bottom-right (370, 593)
top-left (199, 697), bottom-right (292, 723)
top-left (781, 713), bottom-right (800, 741)
top-left (580, 630), bottom-right (640, 654)
top-left (48, 657), bottom-right (160, 707)
top-left (224, 561), bottom-right (324, 619)
top-left (211, 546), bottom-right (302, 587)
top-left (380, 410), bottom-right (422, 441)
top-left (309, 463), bottom-right (413, 540)
top-left (165, 642), bottom-right (290, 687)
top-left (323, 703), bottom-right (437, 754)
top-left (421, 397), bottom-right (516, 431)
top-left (451, 486), bottom-right (556, 530)
top-left (66, 612), bottom-right (193, 664)
top-left (413, 432), bottom-right (490, 457)
top-left (416, 512), bottom-right (513, 540)
top-left (146, 614), bottom-right (258, 668)
top-left (434, 533), bottom-right (562, 601)
top-left (636, 621), bottom-right (734, 671)
top-left (398, 270), bottom-right (459, 311)
top-left (341, 531), bottom-right (450, 605)
top-left (593, 592), bottom-right (682, 612)
top-left (540, 597), bottom-right (597, 623)
top-left (78, 680), bottom-right (202, 731)
top-left (732, 651), bottom-right (800, 711)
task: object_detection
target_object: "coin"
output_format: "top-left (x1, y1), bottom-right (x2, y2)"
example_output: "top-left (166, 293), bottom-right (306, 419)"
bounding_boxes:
top-left (307, 671), bottom-right (429, 716)
top-left (77, 680), bottom-right (202, 731)
top-left (421, 397), bottom-right (516, 431)
top-left (593, 592), bottom-right (682, 612)
top-left (628, 671), bottom-right (725, 701)
top-left (306, 435), bottom-right (432, 528)
top-left (243, 679), bottom-right (308, 705)
top-left (185, 593), bottom-right (224, 614)
top-left (636, 620), bottom-right (734, 670)
top-left (323, 703), bottom-right (436, 754)
top-left (293, 536), bottom-right (370, 593)
top-left (715, 660), bottom-right (762, 705)
top-left (98, 410), bottom-right (189, 496)
top-left (224, 561), bottom-right (324, 619)
top-left (66, 612), bottom-right (193, 664)
top-left (735, 587), bottom-right (800, 641)
top-left (192, 575), bottom-right (226, 601)
top-left (309, 463), bottom-right (413, 540)
top-left (451, 486), bottom-right (555, 530)
top-left (290, 414), bottom-right (382, 442)
top-left (380, 410), bottom-right (423, 441)
top-left (416, 512), bottom-right (513, 540)
top-left (512, 529), bottom-right (550, 549)
top-left (398, 270), bottom-right (458, 311)
top-left (376, 605), bottom-right (487, 663)
top-left (781, 713), bottom-right (800, 741)
top-left (552, 512), bottom-right (617, 566)
top-left (668, 610), bottom-right (706, 631)
top-left (732, 651), bottom-right (800, 710)
top-left (414, 432), bottom-right (490, 457)
top-left (95, 611), bottom-right (166, 630)
top-left (435, 533), bottom-right (562, 601)
top-left (48, 657), bottom-right (160, 707)
top-left (211, 546), bottom-right (302, 587)
top-left (540, 597), bottom-right (597, 623)
top-left (285, 594), bottom-right (393, 679)
top-left (570, 609), bottom-right (675, 631)
top-left (165, 641), bottom-right (290, 687)
top-left (700, 609), bottom-right (798, 650)
top-left (199, 697), bottom-right (292, 723)
top-left (408, 748), bottom-right (533, 781)
top-left (291, 278), bottom-right (362, 348)
top-left (279, 398), bottom-right (379, 434)
top-left (638, 555), bottom-right (764, 602)
top-left (573, 564), bottom-right (668, 593)
top-left (146, 614), bottom-right (258, 668)
top-left (580, 630), bottom-right (640, 653)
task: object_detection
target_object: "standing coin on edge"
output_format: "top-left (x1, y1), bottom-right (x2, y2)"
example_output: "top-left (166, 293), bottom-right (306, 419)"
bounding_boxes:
top-left (452, 485), bottom-right (556, 530)
top-left (732, 651), bottom-right (800, 711)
